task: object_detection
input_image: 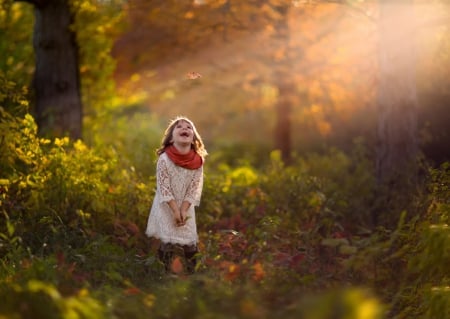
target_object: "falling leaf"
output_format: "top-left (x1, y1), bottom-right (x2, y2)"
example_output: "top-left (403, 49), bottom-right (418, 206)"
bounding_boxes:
top-left (184, 11), bottom-right (194, 19)
top-left (186, 72), bottom-right (202, 80)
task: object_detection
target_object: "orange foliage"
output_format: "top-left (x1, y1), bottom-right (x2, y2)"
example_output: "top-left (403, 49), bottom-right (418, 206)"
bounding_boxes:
top-left (113, 1), bottom-right (446, 156)
top-left (170, 256), bottom-right (184, 274)
top-left (251, 262), bottom-right (265, 282)
top-left (219, 261), bottom-right (240, 281)
top-left (123, 287), bottom-right (141, 295)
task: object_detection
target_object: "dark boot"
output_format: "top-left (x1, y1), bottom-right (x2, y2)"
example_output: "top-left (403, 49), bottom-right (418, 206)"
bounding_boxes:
top-left (158, 248), bottom-right (172, 272)
top-left (183, 245), bottom-right (198, 274)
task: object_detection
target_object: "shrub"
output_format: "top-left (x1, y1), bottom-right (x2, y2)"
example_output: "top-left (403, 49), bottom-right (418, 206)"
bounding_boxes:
top-left (344, 163), bottom-right (450, 318)
top-left (0, 280), bottom-right (106, 319)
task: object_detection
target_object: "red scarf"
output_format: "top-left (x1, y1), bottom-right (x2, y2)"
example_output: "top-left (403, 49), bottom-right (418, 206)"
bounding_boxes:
top-left (165, 145), bottom-right (203, 169)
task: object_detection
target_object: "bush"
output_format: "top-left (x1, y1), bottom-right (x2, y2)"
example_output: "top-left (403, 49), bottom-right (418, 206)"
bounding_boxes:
top-left (0, 280), bottom-right (106, 319)
top-left (344, 163), bottom-right (450, 318)
top-left (1, 77), bottom-right (447, 318)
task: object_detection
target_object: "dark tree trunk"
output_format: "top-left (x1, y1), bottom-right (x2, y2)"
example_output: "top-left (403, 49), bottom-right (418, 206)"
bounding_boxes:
top-left (272, 3), bottom-right (292, 164)
top-left (275, 75), bottom-right (293, 164)
top-left (375, 0), bottom-right (419, 224)
top-left (31, 0), bottom-right (82, 139)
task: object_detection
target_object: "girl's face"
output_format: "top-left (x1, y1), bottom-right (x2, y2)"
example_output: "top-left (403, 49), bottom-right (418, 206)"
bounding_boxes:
top-left (171, 120), bottom-right (194, 145)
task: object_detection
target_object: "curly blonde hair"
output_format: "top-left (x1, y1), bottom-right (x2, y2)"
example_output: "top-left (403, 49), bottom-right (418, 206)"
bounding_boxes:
top-left (156, 116), bottom-right (208, 158)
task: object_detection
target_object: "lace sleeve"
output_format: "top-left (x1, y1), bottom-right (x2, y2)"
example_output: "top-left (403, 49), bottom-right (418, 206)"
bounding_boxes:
top-left (157, 157), bottom-right (175, 203)
top-left (184, 166), bottom-right (203, 206)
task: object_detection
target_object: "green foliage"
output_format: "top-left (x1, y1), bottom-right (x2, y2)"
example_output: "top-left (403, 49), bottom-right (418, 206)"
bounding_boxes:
top-left (71, 0), bottom-right (125, 113)
top-left (0, 70), bottom-right (29, 117)
top-left (0, 0), bottom-right (34, 89)
top-left (85, 110), bottom-right (163, 179)
top-left (344, 163), bottom-right (450, 318)
top-left (1, 0), bottom-right (125, 125)
top-left (0, 280), bottom-right (106, 319)
top-left (2, 76), bottom-right (449, 318)
top-left (3, 97), bottom-right (449, 317)
top-left (0, 106), bottom-right (153, 258)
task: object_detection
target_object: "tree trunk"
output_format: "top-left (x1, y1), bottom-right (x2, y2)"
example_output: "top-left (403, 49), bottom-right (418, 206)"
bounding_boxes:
top-left (32, 0), bottom-right (82, 139)
top-left (375, 0), bottom-right (419, 225)
top-left (272, 3), bottom-right (292, 164)
top-left (275, 75), bottom-right (293, 164)
top-left (376, 0), bottom-right (419, 185)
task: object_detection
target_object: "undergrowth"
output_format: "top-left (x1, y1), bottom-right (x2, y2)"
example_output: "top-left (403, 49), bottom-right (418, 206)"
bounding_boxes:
top-left (0, 92), bottom-right (448, 318)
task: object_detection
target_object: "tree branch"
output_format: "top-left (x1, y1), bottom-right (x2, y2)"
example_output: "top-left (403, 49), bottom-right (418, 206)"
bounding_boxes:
top-left (319, 0), bottom-right (376, 24)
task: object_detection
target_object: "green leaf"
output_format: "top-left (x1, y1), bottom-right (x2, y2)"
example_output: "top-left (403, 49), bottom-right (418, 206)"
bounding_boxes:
top-left (338, 244), bottom-right (357, 255)
top-left (321, 238), bottom-right (349, 247)
top-left (6, 220), bottom-right (14, 237)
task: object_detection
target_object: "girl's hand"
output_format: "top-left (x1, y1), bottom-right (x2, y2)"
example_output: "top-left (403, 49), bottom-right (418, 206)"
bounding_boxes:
top-left (179, 201), bottom-right (191, 226)
top-left (180, 210), bottom-right (188, 226)
top-left (173, 210), bottom-right (183, 227)
top-left (168, 200), bottom-right (184, 227)
top-left (179, 210), bottom-right (187, 226)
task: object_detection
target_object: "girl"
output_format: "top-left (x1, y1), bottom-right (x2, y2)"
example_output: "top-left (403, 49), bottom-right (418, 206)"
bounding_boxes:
top-left (146, 116), bottom-right (207, 273)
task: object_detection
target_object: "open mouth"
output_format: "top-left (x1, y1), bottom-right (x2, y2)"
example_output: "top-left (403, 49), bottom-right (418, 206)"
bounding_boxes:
top-left (180, 132), bottom-right (190, 137)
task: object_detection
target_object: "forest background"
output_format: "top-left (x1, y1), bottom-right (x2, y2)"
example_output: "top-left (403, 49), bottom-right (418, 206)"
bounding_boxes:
top-left (0, 0), bottom-right (449, 318)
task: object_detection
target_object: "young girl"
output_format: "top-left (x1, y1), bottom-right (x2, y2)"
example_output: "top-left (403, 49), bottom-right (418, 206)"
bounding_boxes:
top-left (146, 116), bottom-right (207, 273)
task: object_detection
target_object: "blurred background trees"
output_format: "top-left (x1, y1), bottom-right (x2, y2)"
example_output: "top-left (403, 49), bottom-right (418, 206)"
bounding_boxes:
top-left (113, 0), bottom-right (449, 167)
top-left (2, 0), bottom-right (448, 169)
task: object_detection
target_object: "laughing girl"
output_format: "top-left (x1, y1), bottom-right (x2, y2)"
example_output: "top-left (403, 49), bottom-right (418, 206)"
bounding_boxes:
top-left (146, 116), bottom-right (207, 273)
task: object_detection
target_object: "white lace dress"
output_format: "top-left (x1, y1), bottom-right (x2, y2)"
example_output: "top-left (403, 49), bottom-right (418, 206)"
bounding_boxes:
top-left (145, 153), bottom-right (203, 246)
